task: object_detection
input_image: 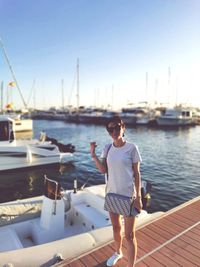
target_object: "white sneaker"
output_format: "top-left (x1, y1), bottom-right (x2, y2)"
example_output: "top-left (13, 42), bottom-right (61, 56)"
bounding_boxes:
top-left (106, 252), bottom-right (123, 266)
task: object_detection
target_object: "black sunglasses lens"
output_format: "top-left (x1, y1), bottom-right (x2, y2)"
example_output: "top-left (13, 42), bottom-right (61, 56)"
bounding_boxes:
top-left (107, 125), bottom-right (121, 133)
top-left (115, 125), bottom-right (121, 131)
top-left (107, 126), bottom-right (114, 133)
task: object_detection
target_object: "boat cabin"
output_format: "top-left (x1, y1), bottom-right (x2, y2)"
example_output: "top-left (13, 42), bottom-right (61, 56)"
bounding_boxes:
top-left (0, 116), bottom-right (15, 142)
top-left (164, 108), bottom-right (192, 118)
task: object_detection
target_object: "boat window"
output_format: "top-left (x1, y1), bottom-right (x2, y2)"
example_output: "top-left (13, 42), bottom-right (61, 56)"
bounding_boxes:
top-left (182, 111), bottom-right (190, 117)
top-left (0, 121), bottom-right (9, 141)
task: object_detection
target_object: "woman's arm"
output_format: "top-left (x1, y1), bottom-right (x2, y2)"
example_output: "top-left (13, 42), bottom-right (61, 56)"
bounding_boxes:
top-left (133, 162), bottom-right (143, 211)
top-left (90, 142), bottom-right (107, 173)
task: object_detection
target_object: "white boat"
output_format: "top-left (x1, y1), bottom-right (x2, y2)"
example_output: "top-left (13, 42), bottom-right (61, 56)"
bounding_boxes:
top-left (156, 107), bottom-right (197, 126)
top-left (119, 112), bottom-right (137, 125)
top-left (121, 102), bottom-right (158, 126)
top-left (0, 114), bottom-right (33, 132)
top-left (0, 117), bottom-right (73, 172)
top-left (12, 115), bottom-right (33, 132)
top-left (134, 108), bottom-right (154, 125)
top-left (0, 177), bottom-right (163, 267)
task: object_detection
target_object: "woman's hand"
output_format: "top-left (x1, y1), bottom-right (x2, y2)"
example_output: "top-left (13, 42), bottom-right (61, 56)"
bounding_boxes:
top-left (90, 142), bottom-right (106, 173)
top-left (90, 142), bottom-right (97, 158)
top-left (134, 196), bottom-right (143, 212)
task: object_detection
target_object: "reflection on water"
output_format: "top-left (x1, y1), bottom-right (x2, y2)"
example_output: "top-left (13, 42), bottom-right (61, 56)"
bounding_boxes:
top-left (0, 162), bottom-right (81, 203)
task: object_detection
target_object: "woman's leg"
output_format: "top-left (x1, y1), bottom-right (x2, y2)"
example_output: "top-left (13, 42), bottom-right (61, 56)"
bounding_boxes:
top-left (109, 212), bottom-right (123, 255)
top-left (124, 216), bottom-right (137, 267)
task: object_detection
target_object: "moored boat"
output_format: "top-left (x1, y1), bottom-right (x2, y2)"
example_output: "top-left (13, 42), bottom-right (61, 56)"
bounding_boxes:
top-left (0, 177), bottom-right (163, 267)
top-left (156, 107), bottom-right (197, 126)
top-left (0, 116), bottom-right (74, 172)
top-left (0, 114), bottom-right (33, 132)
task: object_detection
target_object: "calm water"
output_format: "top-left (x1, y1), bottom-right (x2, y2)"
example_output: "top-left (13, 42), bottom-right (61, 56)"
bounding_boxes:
top-left (0, 120), bottom-right (200, 213)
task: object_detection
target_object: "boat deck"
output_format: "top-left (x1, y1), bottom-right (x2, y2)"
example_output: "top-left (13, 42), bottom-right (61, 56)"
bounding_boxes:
top-left (56, 196), bottom-right (200, 267)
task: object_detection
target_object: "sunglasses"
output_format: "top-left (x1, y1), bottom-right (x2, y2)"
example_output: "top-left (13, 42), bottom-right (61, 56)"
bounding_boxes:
top-left (106, 124), bottom-right (121, 133)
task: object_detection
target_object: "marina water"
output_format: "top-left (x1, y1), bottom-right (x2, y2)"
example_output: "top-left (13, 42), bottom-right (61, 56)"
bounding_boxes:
top-left (0, 119), bottom-right (200, 213)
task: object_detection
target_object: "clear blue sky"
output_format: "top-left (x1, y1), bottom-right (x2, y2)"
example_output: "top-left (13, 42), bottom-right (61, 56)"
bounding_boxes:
top-left (0, 0), bottom-right (200, 110)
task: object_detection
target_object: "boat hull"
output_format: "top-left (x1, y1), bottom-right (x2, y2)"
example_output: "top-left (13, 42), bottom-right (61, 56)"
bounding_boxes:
top-left (0, 142), bottom-right (72, 172)
top-left (0, 184), bottom-right (163, 266)
top-left (156, 117), bottom-right (195, 126)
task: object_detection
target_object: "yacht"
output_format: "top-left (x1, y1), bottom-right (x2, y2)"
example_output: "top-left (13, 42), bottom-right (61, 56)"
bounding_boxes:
top-left (156, 107), bottom-right (197, 126)
top-left (0, 116), bottom-right (73, 172)
top-left (0, 114), bottom-right (33, 132)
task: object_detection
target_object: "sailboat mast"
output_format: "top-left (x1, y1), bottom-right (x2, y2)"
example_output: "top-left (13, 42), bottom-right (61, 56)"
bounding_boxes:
top-left (76, 58), bottom-right (79, 110)
top-left (168, 66), bottom-right (171, 105)
top-left (111, 84), bottom-right (114, 110)
top-left (0, 81), bottom-right (3, 112)
top-left (154, 78), bottom-right (158, 105)
top-left (61, 79), bottom-right (64, 110)
top-left (0, 38), bottom-right (27, 109)
top-left (33, 81), bottom-right (36, 110)
top-left (145, 72), bottom-right (148, 102)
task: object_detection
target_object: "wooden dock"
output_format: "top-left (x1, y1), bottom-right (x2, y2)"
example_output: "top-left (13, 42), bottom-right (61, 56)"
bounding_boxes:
top-left (56, 196), bottom-right (200, 267)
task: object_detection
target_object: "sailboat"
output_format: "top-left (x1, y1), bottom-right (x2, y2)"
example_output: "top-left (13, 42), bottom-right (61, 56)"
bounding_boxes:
top-left (0, 39), bottom-right (33, 132)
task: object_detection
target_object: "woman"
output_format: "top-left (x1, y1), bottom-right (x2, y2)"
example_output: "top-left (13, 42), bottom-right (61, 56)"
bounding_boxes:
top-left (90, 116), bottom-right (142, 267)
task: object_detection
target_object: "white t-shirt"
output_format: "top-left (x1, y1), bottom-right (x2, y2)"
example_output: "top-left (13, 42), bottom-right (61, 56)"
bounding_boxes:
top-left (101, 142), bottom-right (142, 197)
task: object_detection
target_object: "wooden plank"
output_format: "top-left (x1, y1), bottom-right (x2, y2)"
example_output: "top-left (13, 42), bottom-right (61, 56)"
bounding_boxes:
top-left (136, 230), bottom-right (162, 251)
top-left (139, 226), bottom-right (167, 244)
top-left (165, 213), bottom-right (193, 228)
top-left (180, 232), bottom-right (200, 249)
top-left (137, 245), bottom-right (148, 258)
top-left (155, 217), bottom-right (186, 231)
top-left (173, 238), bottom-right (200, 258)
top-left (146, 251), bottom-right (181, 267)
top-left (68, 261), bottom-right (86, 267)
top-left (135, 261), bottom-right (149, 267)
top-left (91, 248), bottom-right (108, 264)
top-left (158, 246), bottom-right (197, 267)
top-left (175, 207), bottom-right (200, 222)
top-left (149, 219), bottom-right (184, 236)
top-left (145, 224), bottom-right (174, 240)
top-left (139, 255), bottom-right (166, 267)
top-left (136, 234), bottom-right (157, 253)
top-left (169, 212), bottom-right (196, 226)
top-left (165, 241), bottom-right (200, 266)
top-left (79, 254), bottom-right (99, 266)
top-left (190, 223), bottom-right (200, 235)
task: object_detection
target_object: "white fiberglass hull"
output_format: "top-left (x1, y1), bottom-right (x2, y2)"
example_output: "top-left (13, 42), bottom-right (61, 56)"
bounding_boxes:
top-left (0, 184), bottom-right (164, 267)
top-left (13, 119), bottom-right (33, 132)
top-left (0, 140), bottom-right (72, 171)
top-left (0, 185), bottom-right (111, 266)
top-left (156, 117), bottom-right (194, 126)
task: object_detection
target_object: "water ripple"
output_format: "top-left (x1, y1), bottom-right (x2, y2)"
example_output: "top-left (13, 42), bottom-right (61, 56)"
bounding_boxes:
top-left (0, 120), bottom-right (200, 213)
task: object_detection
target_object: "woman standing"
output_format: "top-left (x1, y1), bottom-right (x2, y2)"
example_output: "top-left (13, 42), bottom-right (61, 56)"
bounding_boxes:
top-left (90, 116), bottom-right (142, 267)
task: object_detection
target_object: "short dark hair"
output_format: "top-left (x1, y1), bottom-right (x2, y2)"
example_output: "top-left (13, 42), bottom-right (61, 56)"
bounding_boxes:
top-left (106, 116), bottom-right (125, 128)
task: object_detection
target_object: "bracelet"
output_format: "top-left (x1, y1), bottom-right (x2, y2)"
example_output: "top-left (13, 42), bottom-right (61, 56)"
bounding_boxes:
top-left (91, 154), bottom-right (97, 158)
